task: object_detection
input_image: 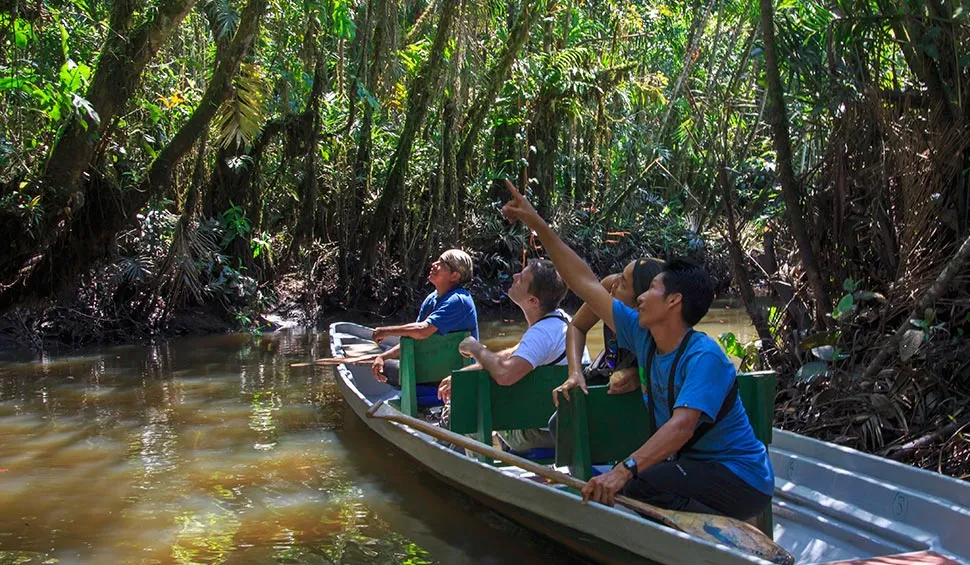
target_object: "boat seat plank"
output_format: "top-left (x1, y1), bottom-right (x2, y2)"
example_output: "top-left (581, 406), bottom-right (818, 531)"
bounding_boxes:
top-left (554, 386), bottom-right (651, 481)
top-left (822, 550), bottom-right (962, 564)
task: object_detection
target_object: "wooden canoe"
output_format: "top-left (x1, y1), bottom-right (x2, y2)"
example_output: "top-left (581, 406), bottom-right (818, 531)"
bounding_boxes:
top-left (328, 322), bottom-right (970, 565)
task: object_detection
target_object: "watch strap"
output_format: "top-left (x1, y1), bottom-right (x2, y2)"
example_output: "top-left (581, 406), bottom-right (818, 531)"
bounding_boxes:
top-left (622, 456), bottom-right (638, 479)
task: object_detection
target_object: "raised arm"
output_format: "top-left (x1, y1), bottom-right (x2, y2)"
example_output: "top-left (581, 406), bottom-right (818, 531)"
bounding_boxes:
top-left (555, 275), bottom-right (618, 406)
top-left (501, 180), bottom-right (616, 330)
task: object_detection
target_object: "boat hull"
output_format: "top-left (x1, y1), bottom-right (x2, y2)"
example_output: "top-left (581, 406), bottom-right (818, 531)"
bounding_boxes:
top-left (328, 322), bottom-right (970, 565)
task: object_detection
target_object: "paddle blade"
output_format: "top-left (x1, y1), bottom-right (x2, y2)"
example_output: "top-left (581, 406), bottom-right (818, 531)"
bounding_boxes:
top-left (667, 510), bottom-right (793, 565)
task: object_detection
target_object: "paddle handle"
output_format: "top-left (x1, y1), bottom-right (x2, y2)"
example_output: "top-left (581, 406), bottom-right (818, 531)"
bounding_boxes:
top-left (366, 400), bottom-right (675, 526)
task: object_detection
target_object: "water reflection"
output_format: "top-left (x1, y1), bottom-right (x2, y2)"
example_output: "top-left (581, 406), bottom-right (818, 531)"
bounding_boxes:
top-left (0, 307), bottom-right (753, 564)
top-left (0, 330), bottom-right (584, 564)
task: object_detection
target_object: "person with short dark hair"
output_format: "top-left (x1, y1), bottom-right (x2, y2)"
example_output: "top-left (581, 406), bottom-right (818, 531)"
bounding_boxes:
top-left (500, 180), bottom-right (773, 522)
top-left (437, 259), bottom-right (589, 452)
top-left (554, 258), bottom-right (665, 405)
top-left (525, 259), bottom-right (568, 314)
top-left (370, 249), bottom-right (479, 386)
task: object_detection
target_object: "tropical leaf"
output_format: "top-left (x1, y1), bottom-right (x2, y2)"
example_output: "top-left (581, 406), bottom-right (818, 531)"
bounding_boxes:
top-left (118, 255), bottom-right (153, 283)
top-left (201, 0), bottom-right (240, 40)
top-left (899, 329), bottom-right (924, 363)
top-left (213, 63), bottom-right (268, 149)
top-left (794, 361), bottom-right (829, 384)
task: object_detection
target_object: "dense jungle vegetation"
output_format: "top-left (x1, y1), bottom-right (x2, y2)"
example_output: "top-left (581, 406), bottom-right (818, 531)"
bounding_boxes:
top-left (1, 0), bottom-right (969, 476)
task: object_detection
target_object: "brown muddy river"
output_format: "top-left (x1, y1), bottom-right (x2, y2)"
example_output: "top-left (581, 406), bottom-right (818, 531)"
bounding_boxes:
top-left (0, 307), bottom-right (752, 564)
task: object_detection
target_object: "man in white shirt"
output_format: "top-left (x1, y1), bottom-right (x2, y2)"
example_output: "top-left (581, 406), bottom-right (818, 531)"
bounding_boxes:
top-left (437, 259), bottom-right (589, 451)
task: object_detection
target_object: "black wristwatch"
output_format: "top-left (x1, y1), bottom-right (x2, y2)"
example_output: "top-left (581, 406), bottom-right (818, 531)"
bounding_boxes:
top-left (620, 456), bottom-right (638, 479)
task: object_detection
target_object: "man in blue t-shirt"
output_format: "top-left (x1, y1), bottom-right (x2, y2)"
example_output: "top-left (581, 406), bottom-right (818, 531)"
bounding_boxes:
top-left (370, 249), bottom-right (480, 386)
top-left (499, 180), bottom-right (773, 521)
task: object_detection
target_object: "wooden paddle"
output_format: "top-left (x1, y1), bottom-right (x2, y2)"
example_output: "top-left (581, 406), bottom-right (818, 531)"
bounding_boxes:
top-left (290, 353), bottom-right (380, 367)
top-left (367, 400), bottom-right (794, 565)
top-left (291, 343), bottom-right (385, 367)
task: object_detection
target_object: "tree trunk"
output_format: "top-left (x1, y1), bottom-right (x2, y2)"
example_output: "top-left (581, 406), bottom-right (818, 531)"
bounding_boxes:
top-left (41, 0), bottom-right (199, 203)
top-left (527, 92), bottom-right (560, 216)
top-left (360, 0), bottom-right (459, 268)
top-left (455, 0), bottom-right (538, 188)
top-left (717, 164), bottom-right (780, 365)
top-left (658, 0), bottom-right (715, 141)
top-left (0, 0), bottom-right (266, 312)
top-left (291, 53), bottom-right (329, 250)
top-left (759, 0), bottom-right (831, 323)
top-left (0, 0), bottom-right (199, 306)
top-left (442, 97), bottom-right (460, 243)
top-left (144, 0), bottom-right (266, 195)
top-left (340, 0), bottom-right (387, 293)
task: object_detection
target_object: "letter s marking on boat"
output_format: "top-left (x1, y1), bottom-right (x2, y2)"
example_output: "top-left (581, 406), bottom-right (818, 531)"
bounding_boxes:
top-left (892, 492), bottom-right (907, 518)
top-left (787, 459), bottom-right (796, 480)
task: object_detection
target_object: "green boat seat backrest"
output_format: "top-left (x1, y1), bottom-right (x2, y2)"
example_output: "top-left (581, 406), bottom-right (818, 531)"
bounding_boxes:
top-left (554, 385), bottom-right (650, 480)
top-left (737, 370), bottom-right (774, 447)
top-left (736, 371), bottom-right (776, 536)
top-left (554, 370), bottom-right (777, 537)
top-left (449, 365), bottom-right (567, 461)
top-left (399, 331), bottom-right (471, 417)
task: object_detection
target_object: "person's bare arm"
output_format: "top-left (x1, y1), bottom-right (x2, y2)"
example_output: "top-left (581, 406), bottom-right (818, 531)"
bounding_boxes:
top-left (459, 338), bottom-right (534, 386)
top-left (607, 367), bottom-right (640, 394)
top-left (372, 321), bottom-right (437, 342)
top-left (556, 275), bottom-right (618, 406)
top-left (581, 407), bottom-right (701, 506)
top-left (458, 346), bottom-right (517, 372)
top-left (439, 347), bottom-right (518, 401)
top-left (501, 181), bottom-right (616, 330)
top-left (370, 343), bottom-right (402, 381)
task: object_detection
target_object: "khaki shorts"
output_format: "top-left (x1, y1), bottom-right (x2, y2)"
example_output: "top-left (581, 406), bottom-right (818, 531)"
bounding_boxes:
top-left (497, 428), bottom-right (554, 452)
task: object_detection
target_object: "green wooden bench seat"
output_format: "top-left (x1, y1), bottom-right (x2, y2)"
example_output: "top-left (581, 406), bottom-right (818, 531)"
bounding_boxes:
top-left (398, 331), bottom-right (472, 417)
top-left (554, 370), bottom-right (778, 537)
top-left (449, 365), bottom-right (567, 463)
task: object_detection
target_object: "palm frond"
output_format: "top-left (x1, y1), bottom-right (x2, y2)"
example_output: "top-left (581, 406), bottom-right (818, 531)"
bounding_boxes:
top-left (118, 255), bottom-right (153, 283)
top-left (214, 63), bottom-right (269, 149)
top-left (201, 0), bottom-right (240, 40)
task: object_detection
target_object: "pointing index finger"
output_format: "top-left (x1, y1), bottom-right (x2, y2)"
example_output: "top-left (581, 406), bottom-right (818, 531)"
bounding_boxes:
top-left (503, 179), bottom-right (524, 201)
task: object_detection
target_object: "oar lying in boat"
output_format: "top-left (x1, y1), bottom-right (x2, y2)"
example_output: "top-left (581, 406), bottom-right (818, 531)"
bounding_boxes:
top-left (290, 354), bottom-right (380, 367)
top-left (367, 400), bottom-right (794, 565)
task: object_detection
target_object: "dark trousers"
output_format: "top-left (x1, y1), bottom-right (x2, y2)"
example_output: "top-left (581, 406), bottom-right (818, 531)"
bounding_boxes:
top-left (621, 458), bottom-right (771, 521)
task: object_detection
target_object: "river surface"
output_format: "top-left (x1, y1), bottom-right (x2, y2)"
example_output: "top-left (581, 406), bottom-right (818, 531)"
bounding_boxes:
top-left (0, 306), bottom-right (752, 564)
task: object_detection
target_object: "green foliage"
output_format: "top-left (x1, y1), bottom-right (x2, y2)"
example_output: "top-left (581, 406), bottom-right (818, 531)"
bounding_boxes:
top-left (794, 361), bottom-right (829, 384)
top-left (201, 0), bottom-right (241, 40)
top-left (330, 0), bottom-right (356, 39)
top-left (220, 203), bottom-right (252, 246)
top-left (719, 331), bottom-right (746, 358)
top-left (214, 63), bottom-right (268, 149)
